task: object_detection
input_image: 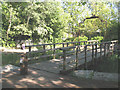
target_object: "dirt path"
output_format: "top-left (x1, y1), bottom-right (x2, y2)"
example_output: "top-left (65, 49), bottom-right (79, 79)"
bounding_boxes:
top-left (28, 48), bottom-right (105, 73)
top-left (2, 45), bottom-right (118, 88)
top-left (2, 68), bottom-right (118, 88)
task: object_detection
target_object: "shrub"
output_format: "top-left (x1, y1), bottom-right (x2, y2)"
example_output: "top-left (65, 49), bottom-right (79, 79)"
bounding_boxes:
top-left (73, 36), bottom-right (88, 45)
top-left (73, 36), bottom-right (88, 42)
top-left (64, 36), bottom-right (88, 45)
top-left (64, 37), bottom-right (74, 42)
top-left (91, 36), bottom-right (103, 42)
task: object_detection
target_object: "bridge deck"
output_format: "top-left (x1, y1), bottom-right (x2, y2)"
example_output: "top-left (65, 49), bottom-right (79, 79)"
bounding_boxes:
top-left (2, 41), bottom-right (118, 88)
top-left (28, 47), bottom-right (105, 74)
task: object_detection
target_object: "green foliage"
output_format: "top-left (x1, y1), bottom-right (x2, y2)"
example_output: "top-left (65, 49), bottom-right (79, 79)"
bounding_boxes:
top-left (94, 53), bottom-right (119, 73)
top-left (73, 36), bottom-right (88, 45)
top-left (73, 36), bottom-right (88, 42)
top-left (65, 38), bottom-right (74, 42)
top-left (2, 52), bottom-right (20, 66)
top-left (65, 36), bottom-right (88, 45)
top-left (91, 36), bottom-right (103, 42)
top-left (1, 1), bottom-right (118, 47)
top-left (2, 2), bottom-right (71, 47)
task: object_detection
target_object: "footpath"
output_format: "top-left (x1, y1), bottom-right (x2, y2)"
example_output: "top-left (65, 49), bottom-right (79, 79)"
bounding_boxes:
top-left (1, 46), bottom-right (119, 88)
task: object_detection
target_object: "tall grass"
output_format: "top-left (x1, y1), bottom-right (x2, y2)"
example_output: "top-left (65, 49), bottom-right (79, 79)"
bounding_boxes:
top-left (94, 53), bottom-right (119, 73)
top-left (2, 52), bottom-right (20, 66)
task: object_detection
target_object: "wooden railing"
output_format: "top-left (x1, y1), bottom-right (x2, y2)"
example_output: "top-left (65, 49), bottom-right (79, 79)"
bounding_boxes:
top-left (20, 40), bottom-right (118, 74)
top-left (25, 40), bottom-right (99, 52)
top-left (59, 40), bottom-right (118, 72)
top-left (25, 40), bottom-right (99, 60)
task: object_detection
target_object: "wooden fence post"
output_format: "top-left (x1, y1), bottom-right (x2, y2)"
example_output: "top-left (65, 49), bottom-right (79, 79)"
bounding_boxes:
top-left (63, 50), bottom-right (66, 70)
top-left (95, 44), bottom-right (97, 64)
top-left (76, 47), bottom-right (78, 69)
top-left (110, 42), bottom-right (112, 51)
top-left (113, 42), bottom-right (116, 51)
top-left (20, 53), bottom-right (28, 75)
top-left (104, 43), bottom-right (106, 57)
top-left (100, 43), bottom-right (102, 60)
top-left (53, 44), bottom-right (56, 59)
top-left (43, 45), bottom-right (46, 55)
top-left (84, 46), bottom-right (87, 70)
top-left (63, 43), bottom-right (64, 47)
top-left (92, 45), bottom-right (94, 65)
top-left (29, 46), bottom-right (31, 52)
top-left (29, 46), bottom-right (31, 58)
top-left (107, 42), bottom-right (110, 55)
top-left (105, 43), bottom-right (107, 56)
top-left (107, 43), bottom-right (109, 55)
top-left (67, 43), bottom-right (69, 47)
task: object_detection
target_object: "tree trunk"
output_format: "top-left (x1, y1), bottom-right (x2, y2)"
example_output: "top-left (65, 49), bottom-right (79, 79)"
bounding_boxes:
top-left (6, 8), bottom-right (12, 46)
top-left (27, 16), bottom-right (30, 27)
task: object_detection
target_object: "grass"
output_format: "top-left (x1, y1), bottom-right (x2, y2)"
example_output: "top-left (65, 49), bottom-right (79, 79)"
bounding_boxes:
top-left (2, 50), bottom-right (61, 66)
top-left (2, 52), bottom-right (52, 66)
top-left (94, 53), bottom-right (119, 73)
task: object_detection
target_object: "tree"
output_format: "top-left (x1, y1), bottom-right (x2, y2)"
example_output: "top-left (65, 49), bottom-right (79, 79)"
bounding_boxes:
top-left (2, 1), bottom-right (71, 47)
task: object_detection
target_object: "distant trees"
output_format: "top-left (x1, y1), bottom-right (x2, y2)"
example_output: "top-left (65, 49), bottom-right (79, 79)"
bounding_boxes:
top-left (1, 1), bottom-right (119, 47)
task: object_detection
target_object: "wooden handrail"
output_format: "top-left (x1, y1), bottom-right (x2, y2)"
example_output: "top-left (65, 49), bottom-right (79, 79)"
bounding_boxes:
top-left (59, 40), bottom-right (118, 72)
top-left (25, 40), bottom-right (99, 47)
top-left (23, 40), bottom-right (118, 73)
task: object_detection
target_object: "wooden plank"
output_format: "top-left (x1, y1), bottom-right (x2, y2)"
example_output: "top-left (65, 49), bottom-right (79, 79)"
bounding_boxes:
top-left (26, 40), bottom-right (101, 49)
top-left (59, 46), bottom-right (76, 50)
top-left (28, 48), bottom-right (61, 54)
top-left (26, 41), bottom-right (87, 47)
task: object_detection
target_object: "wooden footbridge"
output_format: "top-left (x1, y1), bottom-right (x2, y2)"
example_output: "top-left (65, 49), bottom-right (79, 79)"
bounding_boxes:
top-left (23, 40), bottom-right (118, 74)
top-left (2, 40), bottom-right (119, 88)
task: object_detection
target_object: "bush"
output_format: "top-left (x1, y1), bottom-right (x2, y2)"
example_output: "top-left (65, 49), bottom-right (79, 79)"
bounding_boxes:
top-left (64, 37), bottom-right (74, 42)
top-left (73, 36), bottom-right (88, 45)
top-left (64, 36), bottom-right (88, 45)
top-left (91, 36), bottom-right (103, 42)
top-left (73, 36), bottom-right (88, 42)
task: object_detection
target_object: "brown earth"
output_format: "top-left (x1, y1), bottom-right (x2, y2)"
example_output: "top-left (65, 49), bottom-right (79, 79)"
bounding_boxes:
top-left (2, 68), bottom-right (118, 88)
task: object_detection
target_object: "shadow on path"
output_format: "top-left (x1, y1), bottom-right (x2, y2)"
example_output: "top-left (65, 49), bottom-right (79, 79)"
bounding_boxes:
top-left (2, 68), bottom-right (118, 88)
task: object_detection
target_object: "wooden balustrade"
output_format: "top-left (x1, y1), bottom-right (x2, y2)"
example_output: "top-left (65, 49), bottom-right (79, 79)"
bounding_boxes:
top-left (59, 40), bottom-right (118, 72)
top-left (26, 40), bottom-right (99, 52)
top-left (22, 40), bottom-right (118, 74)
